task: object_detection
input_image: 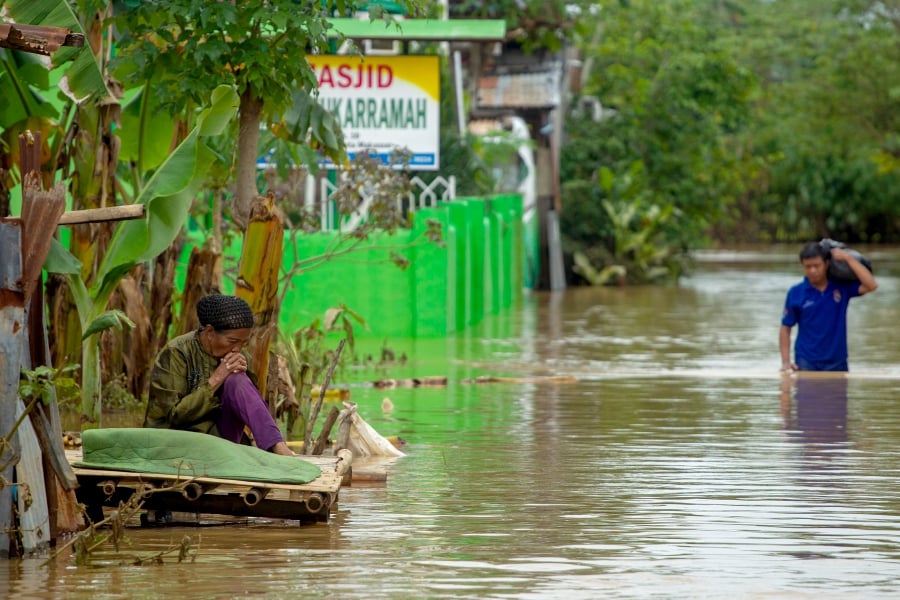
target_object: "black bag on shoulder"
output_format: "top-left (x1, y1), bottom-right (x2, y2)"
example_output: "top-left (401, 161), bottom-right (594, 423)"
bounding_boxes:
top-left (819, 238), bottom-right (873, 284)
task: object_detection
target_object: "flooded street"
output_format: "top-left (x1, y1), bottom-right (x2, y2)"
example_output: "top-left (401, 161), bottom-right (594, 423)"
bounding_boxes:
top-left (5, 246), bottom-right (900, 598)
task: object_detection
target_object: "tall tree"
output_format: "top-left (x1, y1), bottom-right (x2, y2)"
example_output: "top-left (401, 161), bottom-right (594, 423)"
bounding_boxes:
top-left (112, 0), bottom-right (421, 230)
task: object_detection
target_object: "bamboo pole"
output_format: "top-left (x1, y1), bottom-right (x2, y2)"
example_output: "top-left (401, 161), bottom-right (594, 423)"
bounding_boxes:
top-left (56, 204), bottom-right (144, 225)
top-left (312, 407), bottom-right (340, 455)
top-left (303, 339), bottom-right (346, 454)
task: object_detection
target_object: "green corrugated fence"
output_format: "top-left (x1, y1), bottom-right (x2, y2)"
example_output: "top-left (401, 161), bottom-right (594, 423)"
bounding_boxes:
top-left (180, 193), bottom-right (526, 338)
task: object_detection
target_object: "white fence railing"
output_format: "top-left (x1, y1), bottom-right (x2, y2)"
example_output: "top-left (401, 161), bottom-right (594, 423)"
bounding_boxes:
top-left (316, 175), bottom-right (456, 232)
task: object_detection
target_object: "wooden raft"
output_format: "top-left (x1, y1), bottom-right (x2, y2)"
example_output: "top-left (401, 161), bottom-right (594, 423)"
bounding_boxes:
top-left (66, 448), bottom-right (352, 525)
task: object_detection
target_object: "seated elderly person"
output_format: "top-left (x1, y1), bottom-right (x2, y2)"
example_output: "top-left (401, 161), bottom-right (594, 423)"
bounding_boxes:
top-left (144, 294), bottom-right (294, 456)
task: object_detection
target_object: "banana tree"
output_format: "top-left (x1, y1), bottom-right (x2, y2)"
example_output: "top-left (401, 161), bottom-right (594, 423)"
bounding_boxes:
top-left (44, 85), bottom-right (239, 428)
top-left (3, 0), bottom-right (124, 372)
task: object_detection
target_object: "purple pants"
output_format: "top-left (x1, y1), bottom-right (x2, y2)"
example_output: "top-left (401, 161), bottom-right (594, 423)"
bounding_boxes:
top-left (218, 372), bottom-right (284, 452)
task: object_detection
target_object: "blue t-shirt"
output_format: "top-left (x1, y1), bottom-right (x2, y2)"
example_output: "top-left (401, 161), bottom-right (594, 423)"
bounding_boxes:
top-left (781, 278), bottom-right (861, 371)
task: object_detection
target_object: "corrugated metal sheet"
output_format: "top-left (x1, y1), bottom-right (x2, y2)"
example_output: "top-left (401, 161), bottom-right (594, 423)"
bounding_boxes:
top-left (475, 68), bottom-right (562, 111)
top-left (0, 221), bottom-right (23, 292)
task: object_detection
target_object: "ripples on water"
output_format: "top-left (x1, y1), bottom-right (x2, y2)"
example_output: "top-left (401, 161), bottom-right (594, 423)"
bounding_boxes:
top-left (5, 249), bottom-right (900, 598)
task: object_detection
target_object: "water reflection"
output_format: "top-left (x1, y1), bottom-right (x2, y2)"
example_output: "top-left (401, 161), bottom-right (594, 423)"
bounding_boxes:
top-left (782, 374), bottom-right (849, 449)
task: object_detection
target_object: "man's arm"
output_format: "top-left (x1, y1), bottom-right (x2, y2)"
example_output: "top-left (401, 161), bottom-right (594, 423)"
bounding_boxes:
top-left (830, 248), bottom-right (878, 295)
top-left (779, 325), bottom-right (795, 371)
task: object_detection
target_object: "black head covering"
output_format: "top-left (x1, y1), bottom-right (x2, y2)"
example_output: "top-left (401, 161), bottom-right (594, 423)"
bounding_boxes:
top-left (196, 294), bottom-right (255, 331)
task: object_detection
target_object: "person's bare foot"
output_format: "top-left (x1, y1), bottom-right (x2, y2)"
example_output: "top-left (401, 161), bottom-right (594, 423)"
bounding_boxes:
top-left (270, 441), bottom-right (297, 456)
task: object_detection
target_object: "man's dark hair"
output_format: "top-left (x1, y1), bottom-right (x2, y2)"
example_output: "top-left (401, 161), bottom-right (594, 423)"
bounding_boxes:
top-left (196, 294), bottom-right (255, 331)
top-left (799, 241), bottom-right (829, 262)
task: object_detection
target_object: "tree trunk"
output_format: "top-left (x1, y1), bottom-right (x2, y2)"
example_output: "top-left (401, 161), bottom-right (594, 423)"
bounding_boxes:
top-left (179, 246), bottom-right (223, 335)
top-left (116, 273), bottom-right (153, 400)
top-left (236, 193), bottom-right (284, 397)
top-left (45, 274), bottom-right (81, 370)
top-left (234, 90), bottom-right (264, 230)
top-left (148, 243), bottom-right (180, 360)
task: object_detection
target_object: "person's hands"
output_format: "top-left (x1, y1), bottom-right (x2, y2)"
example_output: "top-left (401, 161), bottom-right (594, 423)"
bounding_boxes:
top-left (209, 351), bottom-right (248, 388)
top-left (222, 350), bottom-right (248, 374)
top-left (781, 361), bottom-right (796, 372)
top-left (829, 247), bottom-right (849, 262)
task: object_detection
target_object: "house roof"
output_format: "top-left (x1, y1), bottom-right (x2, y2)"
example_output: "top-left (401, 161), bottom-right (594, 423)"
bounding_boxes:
top-left (475, 66), bottom-right (562, 112)
top-left (326, 18), bottom-right (506, 42)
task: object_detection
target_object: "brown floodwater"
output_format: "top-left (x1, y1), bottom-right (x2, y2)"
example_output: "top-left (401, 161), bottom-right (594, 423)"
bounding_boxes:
top-left (4, 246), bottom-right (900, 599)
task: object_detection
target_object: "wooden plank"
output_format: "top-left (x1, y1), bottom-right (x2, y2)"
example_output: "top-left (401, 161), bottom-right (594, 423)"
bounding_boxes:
top-left (67, 466), bottom-right (344, 493)
top-left (14, 398), bottom-right (50, 553)
top-left (57, 204), bottom-right (145, 225)
top-left (67, 447), bottom-right (353, 524)
top-left (14, 305), bottom-right (50, 554)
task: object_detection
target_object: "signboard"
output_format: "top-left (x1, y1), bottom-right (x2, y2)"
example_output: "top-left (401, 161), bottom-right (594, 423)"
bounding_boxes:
top-left (308, 55), bottom-right (440, 170)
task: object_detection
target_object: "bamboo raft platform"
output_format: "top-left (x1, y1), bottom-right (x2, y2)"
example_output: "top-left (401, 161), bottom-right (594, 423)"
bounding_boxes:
top-left (66, 448), bottom-right (353, 526)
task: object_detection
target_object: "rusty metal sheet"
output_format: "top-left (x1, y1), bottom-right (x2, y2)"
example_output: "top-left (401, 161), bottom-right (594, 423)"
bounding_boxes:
top-left (0, 23), bottom-right (83, 55)
top-left (0, 221), bottom-right (23, 293)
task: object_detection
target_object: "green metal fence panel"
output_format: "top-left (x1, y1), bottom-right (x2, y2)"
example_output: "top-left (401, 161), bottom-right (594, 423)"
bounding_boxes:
top-left (463, 198), bottom-right (486, 327)
top-left (175, 194), bottom-right (524, 339)
top-left (444, 201), bottom-right (470, 333)
top-left (411, 206), bottom-right (452, 336)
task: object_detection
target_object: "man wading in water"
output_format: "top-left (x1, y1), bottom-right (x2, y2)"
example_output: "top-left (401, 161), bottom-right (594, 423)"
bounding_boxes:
top-left (780, 241), bottom-right (878, 372)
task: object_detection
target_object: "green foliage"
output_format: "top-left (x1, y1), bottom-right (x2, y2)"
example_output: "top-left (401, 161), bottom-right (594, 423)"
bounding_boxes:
top-left (567, 0), bottom-right (900, 249)
top-left (450, 0), bottom-right (596, 51)
top-left (18, 365), bottom-right (80, 408)
top-left (263, 88), bottom-right (346, 176)
top-left (281, 305), bottom-right (365, 385)
top-left (562, 161), bottom-right (688, 285)
top-left (81, 310), bottom-right (135, 341)
top-left (9, 365), bottom-right (80, 448)
top-left (276, 306), bottom-right (364, 437)
top-left (113, 1), bottom-right (324, 114)
top-left (735, 0), bottom-right (900, 242)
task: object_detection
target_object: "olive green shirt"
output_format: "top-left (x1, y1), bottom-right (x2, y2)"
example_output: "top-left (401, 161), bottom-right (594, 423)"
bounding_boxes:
top-left (144, 331), bottom-right (254, 436)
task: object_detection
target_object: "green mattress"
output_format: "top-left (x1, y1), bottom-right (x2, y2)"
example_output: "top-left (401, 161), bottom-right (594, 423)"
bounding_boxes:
top-left (75, 428), bottom-right (321, 484)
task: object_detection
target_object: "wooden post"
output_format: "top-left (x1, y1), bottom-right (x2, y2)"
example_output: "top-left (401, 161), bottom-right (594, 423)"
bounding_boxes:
top-left (336, 402), bottom-right (358, 453)
top-left (312, 406), bottom-right (340, 455)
